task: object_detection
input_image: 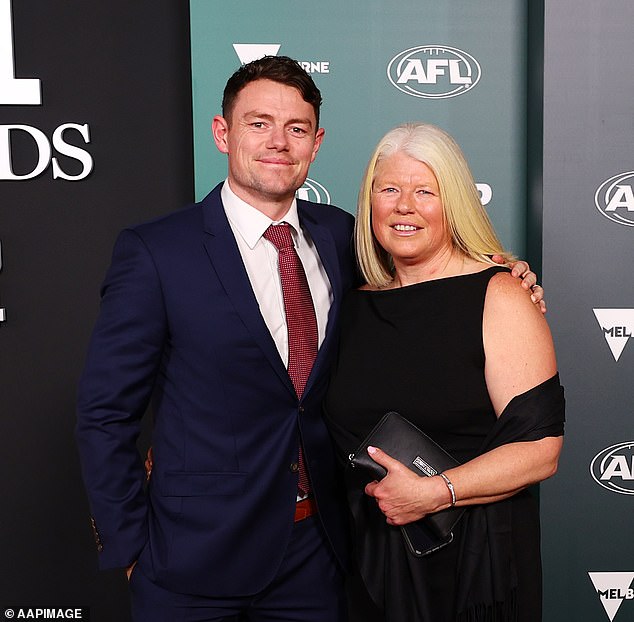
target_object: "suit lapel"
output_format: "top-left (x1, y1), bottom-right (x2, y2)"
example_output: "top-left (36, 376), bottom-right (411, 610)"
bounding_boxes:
top-left (200, 186), bottom-right (295, 395)
top-left (298, 202), bottom-right (343, 398)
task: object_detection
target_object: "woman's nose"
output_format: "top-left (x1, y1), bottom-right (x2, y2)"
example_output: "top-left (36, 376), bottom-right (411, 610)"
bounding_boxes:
top-left (394, 194), bottom-right (413, 213)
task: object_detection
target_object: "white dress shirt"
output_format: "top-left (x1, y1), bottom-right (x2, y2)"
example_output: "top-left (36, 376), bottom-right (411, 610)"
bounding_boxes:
top-left (221, 180), bottom-right (333, 368)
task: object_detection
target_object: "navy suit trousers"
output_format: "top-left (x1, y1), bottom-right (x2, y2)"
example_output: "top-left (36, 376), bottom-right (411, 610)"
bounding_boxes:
top-left (130, 516), bottom-right (347, 622)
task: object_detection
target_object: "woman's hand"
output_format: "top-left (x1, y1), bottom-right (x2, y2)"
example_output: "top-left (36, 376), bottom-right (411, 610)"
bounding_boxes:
top-left (363, 446), bottom-right (452, 525)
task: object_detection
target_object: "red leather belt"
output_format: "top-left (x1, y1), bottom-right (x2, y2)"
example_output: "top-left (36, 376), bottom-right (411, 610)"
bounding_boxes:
top-left (294, 497), bottom-right (318, 522)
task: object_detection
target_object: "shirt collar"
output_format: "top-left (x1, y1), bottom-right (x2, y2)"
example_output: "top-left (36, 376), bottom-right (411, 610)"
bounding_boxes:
top-left (221, 180), bottom-right (302, 249)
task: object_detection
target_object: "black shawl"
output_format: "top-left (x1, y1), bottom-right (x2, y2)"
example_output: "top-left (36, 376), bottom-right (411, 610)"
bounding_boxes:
top-left (347, 374), bottom-right (565, 622)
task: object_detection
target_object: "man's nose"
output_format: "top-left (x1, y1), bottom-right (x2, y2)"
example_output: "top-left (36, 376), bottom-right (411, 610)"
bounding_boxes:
top-left (267, 125), bottom-right (289, 150)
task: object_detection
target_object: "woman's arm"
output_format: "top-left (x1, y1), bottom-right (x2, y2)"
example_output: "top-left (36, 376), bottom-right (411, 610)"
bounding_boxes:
top-left (364, 272), bottom-right (562, 525)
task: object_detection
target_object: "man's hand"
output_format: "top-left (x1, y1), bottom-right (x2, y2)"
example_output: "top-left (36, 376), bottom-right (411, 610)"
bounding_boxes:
top-left (145, 447), bottom-right (153, 481)
top-left (126, 560), bottom-right (137, 581)
top-left (491, 255), bottom-right (546, 314)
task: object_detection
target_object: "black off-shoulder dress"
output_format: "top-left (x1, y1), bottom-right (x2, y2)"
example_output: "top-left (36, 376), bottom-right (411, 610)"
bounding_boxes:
top-left (324, 266), bottom-right (565, 622)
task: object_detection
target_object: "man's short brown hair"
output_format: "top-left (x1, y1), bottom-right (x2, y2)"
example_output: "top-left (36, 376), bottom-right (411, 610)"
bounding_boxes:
top-left (222, 56), bottom-right (322, 128)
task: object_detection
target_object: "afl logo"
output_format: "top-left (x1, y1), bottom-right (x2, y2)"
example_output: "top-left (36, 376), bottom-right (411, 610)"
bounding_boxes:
top-left (590, 441), bottom-right (634, 495)
top-left (594, 171), bottom-right (634, 227)
top-left (387, 45), bottom-right (481, 99)
top-left (296, 178), bottom-right (331, 204)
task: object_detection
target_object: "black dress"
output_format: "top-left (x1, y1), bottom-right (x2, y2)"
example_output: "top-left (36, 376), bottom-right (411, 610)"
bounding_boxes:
top-left (324, 266), bottom-right (565, 622)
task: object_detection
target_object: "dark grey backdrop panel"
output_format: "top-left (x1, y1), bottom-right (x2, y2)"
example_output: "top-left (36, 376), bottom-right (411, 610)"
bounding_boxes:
top-left (541, 2), bottom-right (634, 622)
top-left (526, 0), bottom-right (544, 275)
top-left (0, 1), bottom-right (193, 620)
top-left (3, 1), bottom-right (631, 620)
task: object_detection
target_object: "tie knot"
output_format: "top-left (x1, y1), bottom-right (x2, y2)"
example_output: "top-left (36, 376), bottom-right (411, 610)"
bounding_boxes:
top-left (263, 223), bottom-right (294, 251)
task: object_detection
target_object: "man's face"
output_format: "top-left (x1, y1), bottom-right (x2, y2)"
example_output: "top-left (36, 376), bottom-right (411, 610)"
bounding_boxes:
top-left (212, 79), bottom-right (324, 218)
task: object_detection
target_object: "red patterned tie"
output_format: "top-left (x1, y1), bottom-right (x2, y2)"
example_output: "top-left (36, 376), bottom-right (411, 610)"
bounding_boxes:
top-left (263, 223), bottom-right (317, 496)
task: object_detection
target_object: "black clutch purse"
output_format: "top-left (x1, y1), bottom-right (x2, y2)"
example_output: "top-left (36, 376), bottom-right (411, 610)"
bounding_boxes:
top-left (348, 411), bottom-right (465, 556)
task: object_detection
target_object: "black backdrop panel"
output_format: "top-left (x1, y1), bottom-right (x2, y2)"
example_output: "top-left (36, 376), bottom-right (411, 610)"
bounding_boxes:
top-left (0, 2), bottom-right (193, 619)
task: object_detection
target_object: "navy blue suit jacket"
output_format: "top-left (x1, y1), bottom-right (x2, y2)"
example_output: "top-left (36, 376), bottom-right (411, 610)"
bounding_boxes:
top-left (76, 184), bottom-right (356, 596)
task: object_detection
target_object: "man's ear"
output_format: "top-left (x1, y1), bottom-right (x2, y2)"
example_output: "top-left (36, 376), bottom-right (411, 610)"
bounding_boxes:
top-left (211, 115), bottom-right (229, 154)
top-left (311, 127), bottom-right (325, 163)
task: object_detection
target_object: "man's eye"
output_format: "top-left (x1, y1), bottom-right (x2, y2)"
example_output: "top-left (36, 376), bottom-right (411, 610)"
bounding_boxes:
top-left (291, 127), bottom-right (307, 135)
top-left (251, 122), bottom-right (265, 128)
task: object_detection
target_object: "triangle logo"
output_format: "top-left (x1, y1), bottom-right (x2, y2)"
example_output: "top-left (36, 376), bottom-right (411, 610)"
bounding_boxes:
top-left (588, 572), bottom-right (634, 621)
top-left (232, 44), bottom-right (281, 65)
top-left (593, 309), bottom-right (634, 361)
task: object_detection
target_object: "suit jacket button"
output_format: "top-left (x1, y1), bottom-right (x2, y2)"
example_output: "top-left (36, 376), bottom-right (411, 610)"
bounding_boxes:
top-left (290, 462), bottom-right (299, 473)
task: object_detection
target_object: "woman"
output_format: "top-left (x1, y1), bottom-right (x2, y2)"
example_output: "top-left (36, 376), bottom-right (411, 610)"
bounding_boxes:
top-left (324, 123), bottom-right (564, 622)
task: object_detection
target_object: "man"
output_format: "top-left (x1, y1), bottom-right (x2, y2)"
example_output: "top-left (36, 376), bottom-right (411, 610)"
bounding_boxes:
top-left (77, 55), bottom-right (355, 622)
top-left (76, 56), bottom-right (540, 621)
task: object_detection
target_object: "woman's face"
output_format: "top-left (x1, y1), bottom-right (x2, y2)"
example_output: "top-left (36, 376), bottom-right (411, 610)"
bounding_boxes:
top-left (371, 151), bottom-right (451, 268)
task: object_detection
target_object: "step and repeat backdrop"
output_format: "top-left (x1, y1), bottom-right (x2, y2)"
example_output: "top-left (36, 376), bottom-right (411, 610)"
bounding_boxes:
top-left (0, 1), bottom-right (631, 620)
top-left (190, 0), bottom-right (529, 257)
top-left (540, 2), bottom-right (634, 622)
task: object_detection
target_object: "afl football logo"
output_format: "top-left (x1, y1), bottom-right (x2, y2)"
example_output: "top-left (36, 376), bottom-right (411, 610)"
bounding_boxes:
top-left (594, 172), bottom-right (634, 227)
top-left (590, 441), bottom-right (634, 495)
top-left (296, 178), bottom-right (331, 204)
top-left (387, 45), bottom-right (481, 99)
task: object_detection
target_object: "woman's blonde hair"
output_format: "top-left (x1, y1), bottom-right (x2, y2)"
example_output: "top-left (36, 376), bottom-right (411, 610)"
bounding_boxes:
top-left (355, 123), bottom-right (514, 287)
